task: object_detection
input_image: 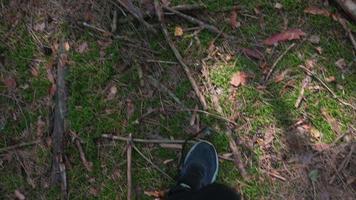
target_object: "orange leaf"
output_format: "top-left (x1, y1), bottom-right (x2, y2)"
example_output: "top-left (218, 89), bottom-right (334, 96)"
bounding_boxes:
top-left (174, 26), bottom-right (183, 37)
top-left (230, 71), bottom-right (249, 87)
top-left (263, 29), bottom-right (306, 46)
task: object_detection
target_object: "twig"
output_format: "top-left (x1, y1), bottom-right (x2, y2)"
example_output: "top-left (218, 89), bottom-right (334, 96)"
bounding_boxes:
top-left (329, 143), bottom-right (355, 184)
top-left (132, 144), bottom-right (173, 181)
top-left (295, 75), bottom-right (311, 108)
top-left (0, 139), bottom-right (41, 153)
top-left (117, 0), bottom-right (156, 33)
top-left (127, 134), bottom-right (133, 200)
top-left (264, 43), bottom-right (296, 82)
top-left (70, 132), bottom-right (92, 172)
top-left (171, 4), bottom-right (206, 11)
top-left (82, 22), bottom-right (112, 35)
top-left (298, 65), bottom-right (356, 110)
top-left (101, 134), bottom-right (194, 144)
top-left (226, 127), bottom-right (248, 179)
top-left (50, 40), bottom-right (68, 199)
top-left (154, 1), bottom-right (208, 110)
top-left (163, 6), bottom-right (233, 39)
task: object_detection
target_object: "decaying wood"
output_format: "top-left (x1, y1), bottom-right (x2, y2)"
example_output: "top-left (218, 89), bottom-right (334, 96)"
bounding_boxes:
top-left (163, 6), bottom-right (233, 39)
top-left (50, 40), bottom-right (68, 198)
top-left (127, 133), bottom-right (133, 200)
top-left (154, 0), bottom-right (208, 110)
top-left (295, 75), bottom-right (312, 108)
top-left (299, 65), bottom-right (356, 110)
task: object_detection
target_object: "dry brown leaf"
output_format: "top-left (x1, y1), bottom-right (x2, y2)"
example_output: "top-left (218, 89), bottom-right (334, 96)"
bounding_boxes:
top-left (274, 3), bottom-right (283, 9)
top-left (230, 9), bottom-right (239, 29)
top-left (33, 22), bottom-right (45, 32)
top-left (89, 187), bottom-right (99, 197)
top-left (144, 190), bottom-right (167, 199)
top-left (14, 190), bottom-right (25, 200)
top-left (3, 77), bottom-right (16, 90)
top-left (36, 117), bottom-right (46, 137)
top-left (76, 42), bottom-right (89, 54)
top-left (263, 29), bottom-right (306, 45)
top-left (49, 84), bottom-right (56, 97)
top-left (241, 48), bottom-right (264, 60)
top-left (126, 99), bottom-right (134, 119)
top-left (264, 126), bottom-right (275, 146)
top-left (64, 42), bottom-right (70, 51)
top-left (308, 35), bottom-right (320, 44)
top-left (310, 127), bottom-right (322, 140)
top-left (325, 76), bottom-right (336, 83)
top-left (315, 46), bottom-right (323, 54)
top-left (30, 66), bottom-right (39, 77)
top-left (274, 69), bottom-right (290, 83)
top-left (304, 6), bottom-right (330, 17)
top-left (174, 26), bottom-right (183, 37)
top-left (107, 85), bottom-right (117, 100)
top-left (305, 59), bottom-right (316, 69)
top-left (335, 58), bottom-right (347, 70)
top-left (230, 71), bottom-right (250, 87)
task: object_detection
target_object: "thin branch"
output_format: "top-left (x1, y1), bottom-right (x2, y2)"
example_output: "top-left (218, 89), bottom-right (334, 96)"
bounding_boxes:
top-left (127, 134), bottom-right (133, 200)
top-left (264, 43), bottom-right (296, 82)
top-left (226, 127), bottom-right (248, 179)
top-left (70, 131), bottom-right (92, 172)
top-left (295, 75), bottom-right (311, 108)
top-left (154, 1), bottom-right (208, 110)
top-left (299, 65), bottom-right (356, 110)
top-left (163, 6), bottom-right (233, 39)
top-left (101, 134), bottom-right (194, 144)
top-left (132, 144), bottom-right (174, 181)
top-left (0, 139), bottom-right (41, 153)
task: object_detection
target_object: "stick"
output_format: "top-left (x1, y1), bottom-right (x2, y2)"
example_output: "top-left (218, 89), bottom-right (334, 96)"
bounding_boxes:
top-left (0, 140), bottom-right (41, 153)
top-left (102, 134), bottom-right (194, 144)
top-left (333, 14), bottom-right (356, 51)
top-left (226, 127), bottom-right (248, 179)
top-left (298, 65), bottom-right (356, 110)
top-left (163, 6), bottom-right (233, 39)
top-left (264, 43), bottom-right (296, 82)
top-left (70, 132), bottom-right (93, 172)
top-left (127, 134), bottom-right (132, 200)
top-left (154, 1), bottom-right (208, 110)
top-left (132, 144), bottom-right (173, 180)
top-left (295, 75), bottom-right (311, 108)
top-left (171, 4), bottom-right (206, 11)
top-left (50, 40), bottom-right (68, 199)
top-left (117, 0), bottom-right (156, 33)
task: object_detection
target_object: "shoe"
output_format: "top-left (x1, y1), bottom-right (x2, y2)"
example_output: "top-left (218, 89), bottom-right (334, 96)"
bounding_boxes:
top-left (178, 141), bottom-right (219, 191)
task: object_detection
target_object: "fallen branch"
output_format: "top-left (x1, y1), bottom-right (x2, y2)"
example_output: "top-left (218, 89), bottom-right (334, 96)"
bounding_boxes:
top-left (0, 139), bottom-right (41, 153)
top-left (333, 14), bottom-right (356, 50)
top-left (127, 134), bottom-right (133, 200)
top-left (101, 134), bottom-right (195, 144)
top-left (70, 131), bottom-right (93, 172)
top-left (154, 1), bottom-right (208, 110)
top-left (50, 40), bottom-right (68, 198)
top-left (264, 43), bottom-right (296, 83)
top-left (298, 65), bottom-right (356, 110)
top-left (295, 74), bottom-right (311, 108)
top-left (163, 6), bottom-right (233, 39)
top-left (226, 127), bottom-right (248, 179)
top-left (132, 144), bottom-right (173, 180)
top-left (117, 0), bottom-right (156, 33)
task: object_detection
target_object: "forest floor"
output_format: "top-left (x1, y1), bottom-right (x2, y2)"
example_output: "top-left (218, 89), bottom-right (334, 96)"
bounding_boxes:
top-left (1, 0), bottom-right (355, 199)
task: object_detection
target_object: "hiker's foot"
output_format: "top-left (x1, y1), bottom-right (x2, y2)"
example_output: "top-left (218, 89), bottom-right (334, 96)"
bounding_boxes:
top-left (178, 141), bottom-right (219, 190)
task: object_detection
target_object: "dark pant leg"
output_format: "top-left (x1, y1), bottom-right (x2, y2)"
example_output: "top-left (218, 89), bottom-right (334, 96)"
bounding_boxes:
top-left (166, 183), bottom-right (241, 200)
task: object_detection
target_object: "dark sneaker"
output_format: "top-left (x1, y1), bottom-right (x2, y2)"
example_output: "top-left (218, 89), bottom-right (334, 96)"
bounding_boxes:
top-left (178, 141), bottom-right (219, 191)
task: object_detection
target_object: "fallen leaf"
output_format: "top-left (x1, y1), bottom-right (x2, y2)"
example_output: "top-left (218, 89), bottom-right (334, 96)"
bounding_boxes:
top-left (230, 9), bottom-right (239, 29)
top-left (241, 48), bottom-right (264, 60)
top-left (49, 84), bottom-right (56, 97)
top-left (30, 66), bottom-right (39, 77)
top-left (274, 69), bottom-right (290, 83)
top-left (89, 187), bottom-right (99, 197)
top-left (321, 109), bottom-right (342, 135)
top-left (305, 59), bottom-right (316, 69)
top-left (335, 58), bottom-right (346, 70)
top-left (263, 29), bottom-right (306, 46)
top-left (64, 42), bottom-right (70, 51)
top-left (76, 42), bottom-right (88, 54)
top-left (174, 26), bottom-right (183, 37)
top-left (315, 46), bottom-right (323, 54)
top-left (274, 3), bottom-right (283, 9)
top-left (304, 6), bottom-right (330, 17)
top-left (33, 22), bottom-right (45, 32)
top-left (230, 71), bottom-right (249, 87)
top-left (107, 85), bottom-right (117, 100)
top-left (3, 77), bottom-right (16, 90)
top-left (264, 126), bottom-right (275, 147)
top-left (308, 35), bottom-right (320, 44)
top-left (36, 117), bottom-right (46, 137)
top-left (325, 76), bottom-right (336, 83)
top-left (310, 127), bottom-right (322, 140)
top-left (144, 190), bottom-right (167, 199)
top-left (14, 190), bottom-right (25, 200)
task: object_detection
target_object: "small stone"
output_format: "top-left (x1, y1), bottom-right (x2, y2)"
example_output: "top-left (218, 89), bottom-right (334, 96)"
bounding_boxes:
top-left (309, 35), bottom-right (320, 44)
